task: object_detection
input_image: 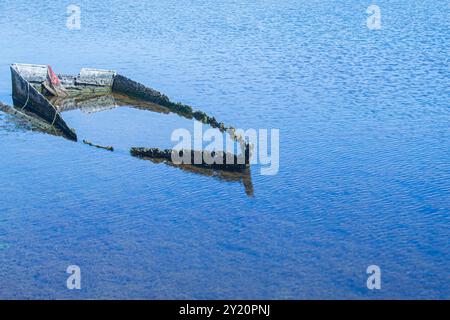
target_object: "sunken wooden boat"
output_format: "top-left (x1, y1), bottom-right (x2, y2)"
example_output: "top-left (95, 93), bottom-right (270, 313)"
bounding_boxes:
top-left (11, 63), bottom-right (252, 169)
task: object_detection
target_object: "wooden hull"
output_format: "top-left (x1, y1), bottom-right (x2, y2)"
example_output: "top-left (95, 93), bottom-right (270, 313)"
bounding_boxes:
top-left (10, 65), bottom-right (77, 141)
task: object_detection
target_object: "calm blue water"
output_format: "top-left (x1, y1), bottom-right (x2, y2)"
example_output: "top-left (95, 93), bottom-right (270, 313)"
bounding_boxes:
top-left (0, 1), bottom-right (448, 299)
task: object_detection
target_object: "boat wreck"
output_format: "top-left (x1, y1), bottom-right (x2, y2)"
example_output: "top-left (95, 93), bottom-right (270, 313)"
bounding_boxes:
top-left (7, 63), bottom-right (252, 176)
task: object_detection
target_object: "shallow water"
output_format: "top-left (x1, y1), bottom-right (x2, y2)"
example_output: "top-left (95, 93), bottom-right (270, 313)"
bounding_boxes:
top-left (0, 1), bottom-right (449, 299)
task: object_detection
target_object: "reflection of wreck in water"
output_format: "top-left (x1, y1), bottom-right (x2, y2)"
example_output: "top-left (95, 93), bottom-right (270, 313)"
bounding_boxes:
top-left (2, 63), bottom-right (254, 196)
top-left (49, 92), bottom-right (190, 116)
top-left (139, 156), bottom-right (254, 197)
top-left (130, 147), bottom-right (253, 196)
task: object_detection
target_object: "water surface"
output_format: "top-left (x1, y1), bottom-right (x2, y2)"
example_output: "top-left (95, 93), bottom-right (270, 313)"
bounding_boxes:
top-left (0, 0), bottom-right (448, 299)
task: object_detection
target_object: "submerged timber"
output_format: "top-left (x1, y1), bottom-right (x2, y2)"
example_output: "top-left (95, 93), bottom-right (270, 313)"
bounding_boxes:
top-left (83, 140), bottom-right (114, 152)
